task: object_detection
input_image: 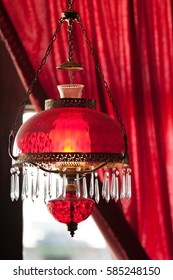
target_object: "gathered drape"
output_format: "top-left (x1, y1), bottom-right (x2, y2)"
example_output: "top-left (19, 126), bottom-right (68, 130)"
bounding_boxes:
top-left (0, 0), bottom-right (173, 259)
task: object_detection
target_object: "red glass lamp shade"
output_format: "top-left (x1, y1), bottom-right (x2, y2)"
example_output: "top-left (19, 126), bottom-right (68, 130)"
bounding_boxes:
top-left (14, 107), bottom-right (123, 154)
top-left (12, 98), bottom-right (126, 174)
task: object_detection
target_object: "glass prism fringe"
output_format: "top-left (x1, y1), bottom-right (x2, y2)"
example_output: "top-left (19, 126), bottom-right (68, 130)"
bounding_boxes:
top-left (10, 166), bottom-right (131, 203)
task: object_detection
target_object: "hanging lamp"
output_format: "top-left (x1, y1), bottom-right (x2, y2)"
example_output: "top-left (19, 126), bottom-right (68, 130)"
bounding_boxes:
top-left (8, 0), bottom-right (131, 237)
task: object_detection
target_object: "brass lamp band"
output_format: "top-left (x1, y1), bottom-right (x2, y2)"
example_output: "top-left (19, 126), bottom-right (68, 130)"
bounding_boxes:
top-left (45, 98), bottom-right (96, 110)
top-left (14, 152), bottom-right (129, 163)
top-left (12, 152), bottom-right (129, 174)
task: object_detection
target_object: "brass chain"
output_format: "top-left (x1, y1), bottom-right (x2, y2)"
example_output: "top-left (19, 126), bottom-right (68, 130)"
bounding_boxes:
top-left (77, 16), bottom-right (127, 137)
top-left (67, 20), bottom-right (74, 84)
top-left (67, 20), bottom-right (74, 61)
top-left (10, 17), bottom-right (65, 137)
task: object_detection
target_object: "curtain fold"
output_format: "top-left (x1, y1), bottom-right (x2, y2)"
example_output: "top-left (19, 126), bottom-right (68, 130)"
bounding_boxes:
top-left (0, 0), bottom-right (173, 259)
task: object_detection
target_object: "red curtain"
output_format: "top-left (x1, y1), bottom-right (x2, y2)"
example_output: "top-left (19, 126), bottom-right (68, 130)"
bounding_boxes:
top-left (0, 0), bottom-right (173, 259)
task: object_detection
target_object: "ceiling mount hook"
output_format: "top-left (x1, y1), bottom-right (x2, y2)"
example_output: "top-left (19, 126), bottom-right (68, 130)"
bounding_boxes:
top-left (67, 0), bottom-right (74, 9)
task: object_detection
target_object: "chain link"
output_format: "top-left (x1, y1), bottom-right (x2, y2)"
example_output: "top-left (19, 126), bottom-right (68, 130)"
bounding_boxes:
top-left (77, 16), bottom-right (127, 137)
top-left (10, 17), bottom-right (65, 137)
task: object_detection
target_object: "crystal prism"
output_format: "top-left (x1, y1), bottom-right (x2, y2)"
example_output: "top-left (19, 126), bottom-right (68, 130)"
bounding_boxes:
top-left (125, 168), bottom-right (132, 200)
top-left (62, 174), bottom-right (67, 198)
top-left (111, 172), bottom-right (116, 199)
top-left (76, 173), bottom-right (80, 198)
top-left (14, 170), bottom-right (20, 201)
top-left (115, 171), bottom-right (119, 202)
top-left (44, 172), bottom-right (48, 203)
top-left (82, 175), bottom-right (88, 198)
top-left (48, 173), bottom-right (52, 198)
top-left (105, 172), bottom-right (110, 203)
top-left (95, 172), bottom-right (100, 203)
top-left (89, 172), bottom-right (94, 198)
top-left (31, 172), bottom-right (35, 202)
top-left (21, 172), bottom-right (26, 201)
top-left (120, 168), bottom-right (126, 201)
top-left (102, 171), bottom-right (107, 199)
top-left (10, 174), bottom-right (15, 202)
top-left (56, 178), bottom-right (60, 197)
top-left (25, 171), bottom-right (29, 198)
top-left (35, 168), bottom-right (40, 198)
